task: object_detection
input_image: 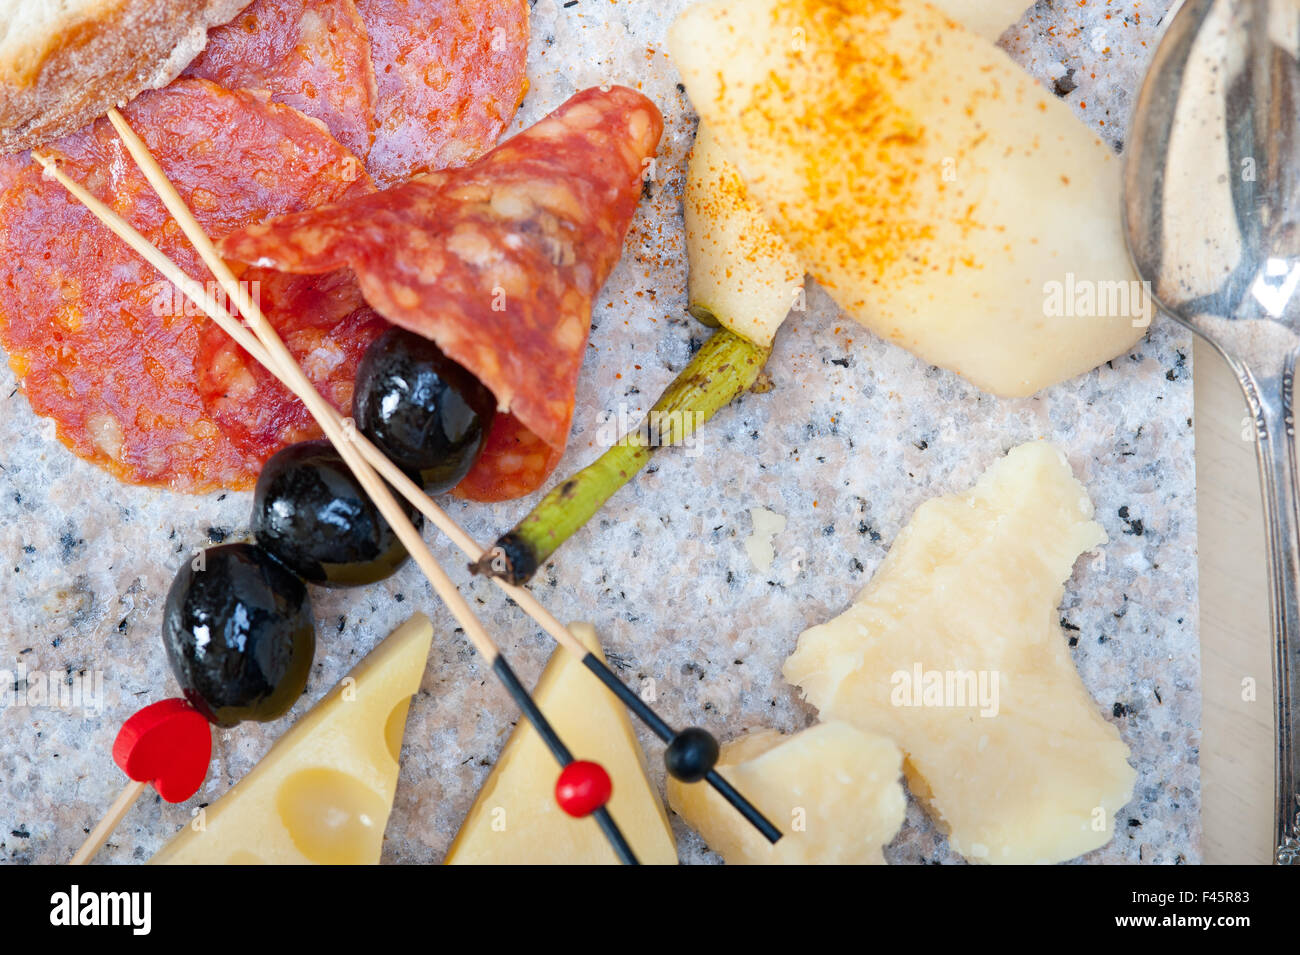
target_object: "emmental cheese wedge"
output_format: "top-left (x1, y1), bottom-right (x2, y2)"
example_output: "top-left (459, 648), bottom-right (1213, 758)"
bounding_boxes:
top-left (669, 0), bottom-right (1148, 396)
top-left (783, 443), bottom-right (1137, 864)
top-left (151, 614), bottom-right (433, 865)
top-left (685, 123), bottom-right (805, 347)
top-left (668, 722), bottom-right (905, 864)
top-left (445, 623), bottom-right (678, 864)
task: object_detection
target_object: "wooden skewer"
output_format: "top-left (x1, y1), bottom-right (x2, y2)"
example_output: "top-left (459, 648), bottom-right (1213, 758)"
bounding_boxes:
top-left (30, 149), bottom-right (603, 666)
top-left (40, 114), bottom-right (781, 850)
top-left (69, 779), bottom-right (148, 865)
top-left (35, 136), bottom-right (642, 665)
top-left (38, 136), bottom-right (637, 867)
top-left (102, 110), bottom-right (640, 864)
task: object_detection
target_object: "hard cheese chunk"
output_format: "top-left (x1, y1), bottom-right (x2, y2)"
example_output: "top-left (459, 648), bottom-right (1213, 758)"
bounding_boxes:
top-left (668, 722), bottom-right (905, 864)
top-left (445, 624), bottom-right (678, 864)
top-left (685, 123), bottom-right (805, 347)
top-left (669, 0), bottom-right (1146, 396)
top-left (151, 614), bottom-right (433, 865)
top-left (783, 443), bottom-right (1136, 864)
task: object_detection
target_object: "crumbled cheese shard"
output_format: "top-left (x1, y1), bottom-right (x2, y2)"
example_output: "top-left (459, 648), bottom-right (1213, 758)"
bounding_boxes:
top-left (784, 442), bottom-right (1136, 864)
top-left (668, 722), bottom-right (905, 864)
top-left (744, 506), bottom-right (786, 572)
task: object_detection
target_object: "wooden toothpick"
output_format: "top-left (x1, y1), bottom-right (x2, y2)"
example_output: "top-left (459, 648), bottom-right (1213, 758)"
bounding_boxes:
top-left (51, 116), bottom-right (640, 864)
top-left (69, 779), bottom-right (148, 866)
top-left (38, 110), bottom-right (780, 855)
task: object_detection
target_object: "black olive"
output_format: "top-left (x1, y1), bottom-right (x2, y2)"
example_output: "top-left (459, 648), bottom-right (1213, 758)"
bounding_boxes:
top-left (162, 543), bottom-right (315, 727)
top-left (251, 439), bottom-right (420, 588)
top-left (352, 327), bottom-right (497, 493)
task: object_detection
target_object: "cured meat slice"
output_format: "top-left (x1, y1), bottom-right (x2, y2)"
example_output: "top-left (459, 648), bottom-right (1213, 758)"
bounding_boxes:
top-left (197, 270), bottom-right (387, 459)
top-left (219, 86), bottom-right (664, 501)
top-left (184, 0), bottom-right (379, 161)
top-left (452, 412), bottom-right (565, 503)
top-left (0, 79), bottom-right (376, 492)
top-left (355, 0), bottom-right (530, 185)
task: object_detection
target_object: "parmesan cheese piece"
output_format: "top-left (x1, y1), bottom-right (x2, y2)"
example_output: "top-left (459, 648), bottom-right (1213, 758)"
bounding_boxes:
top-left (744, 506), bottom-right (787, 572)
top-left (783, 442), bottom-right (1136, 864)
top-left (150, 614), bottom-right (433, 865)
top-left (669, 0), bottom-right (1147, 397)
top-left (668, 722), bottom-right (905, 864)
top-left (685, 123), bottom-right (805, 347)
top-left (445, 624), bottom-right (678, 865)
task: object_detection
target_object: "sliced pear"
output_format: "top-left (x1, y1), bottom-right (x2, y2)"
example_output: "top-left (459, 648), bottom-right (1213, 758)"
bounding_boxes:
top-left (685, 122), bottom-right (805, 347)
top-left (668, 722), bottom-right (904, 864)
top-left (151, 614), bottom-right (433, 865)
top-left (783, 443), bottom-right (1137, 864)
top-left (669, 0), bottom-right (1146, 397)
top-left (445, 623), bottom-right (678, 865)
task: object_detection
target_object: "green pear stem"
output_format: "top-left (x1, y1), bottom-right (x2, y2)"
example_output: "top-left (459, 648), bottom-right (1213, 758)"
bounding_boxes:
top-left (472, 326), bottom-right (771, 585)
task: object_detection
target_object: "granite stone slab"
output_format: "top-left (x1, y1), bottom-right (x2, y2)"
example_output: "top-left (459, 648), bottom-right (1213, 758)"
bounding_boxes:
top-left (0, 0), bottom-right (1198, 865)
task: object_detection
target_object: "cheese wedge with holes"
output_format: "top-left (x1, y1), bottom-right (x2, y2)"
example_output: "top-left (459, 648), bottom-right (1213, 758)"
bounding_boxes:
top-left (669, 0), bottom-right (1147, 396)
top-left (668, 722), bottom-right (905, 864)
top-left (445, 623), bottom-right (678, 864)
top-left (783, 443), bottom-right (1137, 864)
top-left (150, 614), bottom-right (432, 865)
top-left (686, 122), bottom-right (804, 347)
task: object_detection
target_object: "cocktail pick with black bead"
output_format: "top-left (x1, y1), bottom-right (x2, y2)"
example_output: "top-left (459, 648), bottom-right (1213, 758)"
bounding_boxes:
top-left (38, 115), bottom-right (778, 855)
top-left (582, 662), bottom-right (782, 844)
top-left (48, 117), bottom-right (642, 866)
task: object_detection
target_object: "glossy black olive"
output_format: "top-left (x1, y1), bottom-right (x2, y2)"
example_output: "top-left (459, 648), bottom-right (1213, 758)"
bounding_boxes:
top-left (352, 327), bottom-right (496, 493)
top-left (251, 439), bottom-right (420, 588)
top-left (162, 543), bottom-right (315, 727)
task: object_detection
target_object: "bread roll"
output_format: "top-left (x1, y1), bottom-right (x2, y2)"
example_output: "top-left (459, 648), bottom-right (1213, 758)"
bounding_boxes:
top-left (0, 0), bottom-right (252, 152)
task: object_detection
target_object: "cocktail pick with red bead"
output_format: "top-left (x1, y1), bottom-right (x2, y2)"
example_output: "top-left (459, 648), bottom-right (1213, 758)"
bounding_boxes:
top-left (556, 761), bottom-right (613, 818)
top-left (70, 698), bottom-right (213, 864)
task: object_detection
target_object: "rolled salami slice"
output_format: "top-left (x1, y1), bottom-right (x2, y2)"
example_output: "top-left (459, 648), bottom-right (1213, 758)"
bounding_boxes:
top-left (220, 86), bottom-right (663, 500)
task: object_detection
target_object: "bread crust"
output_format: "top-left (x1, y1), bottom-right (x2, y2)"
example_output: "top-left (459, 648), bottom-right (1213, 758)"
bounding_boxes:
top-left (0, 0), bottom-right (253, 153)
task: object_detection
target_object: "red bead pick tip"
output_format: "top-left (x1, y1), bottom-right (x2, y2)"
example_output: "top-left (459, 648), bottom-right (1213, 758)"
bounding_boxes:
top-left (555, 760), bottom-right (613, 818)
top-left (112, 698), bottom-right (213, 803)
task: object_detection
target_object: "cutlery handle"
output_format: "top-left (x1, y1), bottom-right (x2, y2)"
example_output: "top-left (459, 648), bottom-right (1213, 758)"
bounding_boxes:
top-left (1240, 358), bottom-right (1300, 863)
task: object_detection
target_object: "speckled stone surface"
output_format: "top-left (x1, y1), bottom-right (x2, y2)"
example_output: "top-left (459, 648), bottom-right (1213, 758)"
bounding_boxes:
top-left (0, 0), bottom-right (1198, 865)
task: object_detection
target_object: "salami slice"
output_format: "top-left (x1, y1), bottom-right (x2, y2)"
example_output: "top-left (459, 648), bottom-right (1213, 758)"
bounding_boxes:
top-left (197, 269), bottom-right (386, 459)
top-left (184, 0), bottom-right (379, 161)
top-left (220, 86), bottom-right (664, 500)
top-left (0, 79), bottom-right (377, 492)
top-left (453, 412), bottom-right (566, 503)
top-left (355, 0), bottom-right (530, 185)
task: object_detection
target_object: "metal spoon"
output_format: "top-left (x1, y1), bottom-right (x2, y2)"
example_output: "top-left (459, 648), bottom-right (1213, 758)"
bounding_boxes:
top-left (1124, 0), bottom-right (1300, 863)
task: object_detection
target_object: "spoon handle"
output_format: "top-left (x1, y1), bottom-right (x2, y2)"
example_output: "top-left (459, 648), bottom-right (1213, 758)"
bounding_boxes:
top-left (1239, 356), bottom-right (1300, 863)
